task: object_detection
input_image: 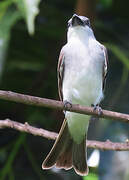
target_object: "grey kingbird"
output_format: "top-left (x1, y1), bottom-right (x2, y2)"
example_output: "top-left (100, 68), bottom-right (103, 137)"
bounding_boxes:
top-left (42, 14), bottom-right (108, 176)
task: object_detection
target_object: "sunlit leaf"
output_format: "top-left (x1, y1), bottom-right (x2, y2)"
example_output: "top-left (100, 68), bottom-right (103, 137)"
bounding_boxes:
top-left (83, 173), bottom-right (98, 180)
top-left (15, 0), bottom-right (41, 35)
top-left (0, 0), bottom-right (13, 20)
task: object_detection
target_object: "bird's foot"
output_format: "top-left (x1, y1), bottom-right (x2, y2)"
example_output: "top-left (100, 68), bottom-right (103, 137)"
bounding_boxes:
top-left (91, 104), bottom-right (103, 115)
top-left (63, 100), bottom-right (72, 114)
top-left (63, 100), bottom-right (72, 109)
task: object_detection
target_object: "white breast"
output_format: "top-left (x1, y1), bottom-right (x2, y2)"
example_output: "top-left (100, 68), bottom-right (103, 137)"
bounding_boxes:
top-left (62, 38), bottom-right (104, 107)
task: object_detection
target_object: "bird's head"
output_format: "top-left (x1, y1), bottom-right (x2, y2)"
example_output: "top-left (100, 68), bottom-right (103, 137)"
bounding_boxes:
top-left (67, 14), bottom-right (94, 41)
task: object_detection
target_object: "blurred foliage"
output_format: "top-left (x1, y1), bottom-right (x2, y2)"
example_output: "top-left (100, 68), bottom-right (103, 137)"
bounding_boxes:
top-left (99, 0), bottom-right (112, 8)
top-left (0, 0), bottom-right (129, 180)
top-left (14, 0), bottom-right (40, 35)
top-left (83, 173), bottom-right (98, 180)
top-left (0, 4), bottom-right (21, 81)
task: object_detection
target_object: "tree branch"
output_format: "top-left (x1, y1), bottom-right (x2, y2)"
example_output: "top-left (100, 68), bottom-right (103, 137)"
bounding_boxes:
top-left (1, 119), bottom-right (129, 151)
top-left (0, 90), bottom-right (129, 151)
top-left (0, 90), bottom-right (129, 123)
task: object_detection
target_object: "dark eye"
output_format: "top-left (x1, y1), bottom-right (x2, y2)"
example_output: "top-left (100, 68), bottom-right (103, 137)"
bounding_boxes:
top-left (84, 20), bottom-right (90, 27)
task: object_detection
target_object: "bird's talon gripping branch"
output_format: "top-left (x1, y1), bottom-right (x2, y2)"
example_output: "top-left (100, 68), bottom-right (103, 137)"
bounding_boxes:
top-left (93, 104), bottom-right (103, 115)
top-left (63, 100), bottom-right (72, 110)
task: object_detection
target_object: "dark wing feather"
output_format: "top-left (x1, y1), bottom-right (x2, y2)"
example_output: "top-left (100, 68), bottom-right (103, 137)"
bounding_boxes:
top-left (57, 51), bottom-right (65, 101)
top-left (102, 45), bottom-right (108, 91)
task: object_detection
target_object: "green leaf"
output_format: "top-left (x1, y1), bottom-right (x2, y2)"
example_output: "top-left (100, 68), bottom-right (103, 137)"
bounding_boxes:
top-left (15, 0), bottom-right (40, 35)
top-left (83, 173), bottom-right (98, 180)
top-left (0, 0), bottom-right (13, 20)
top-left (0, 6), bottom-right (21, 80)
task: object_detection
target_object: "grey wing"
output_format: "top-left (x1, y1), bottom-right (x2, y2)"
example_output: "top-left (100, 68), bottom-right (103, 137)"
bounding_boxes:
top-left (102, 45), bottom-right (108, 91)
top-left (57, 50), bottom-right (65, 101)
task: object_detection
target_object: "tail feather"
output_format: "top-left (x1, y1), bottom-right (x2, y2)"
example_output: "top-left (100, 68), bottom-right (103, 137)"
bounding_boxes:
top-left (56, 145), bottom-right (73, 170)
top-left (42, 119), bottom-right (72, 169)
top-left (72, 136), bottom-right (89, 176)
top-left (42, 119), bottom-right (89, 176)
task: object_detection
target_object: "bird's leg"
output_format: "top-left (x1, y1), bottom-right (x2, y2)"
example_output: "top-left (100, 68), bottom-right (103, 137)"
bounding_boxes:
top-left (63, 100), bottom-right (72, 114)
top-left (91, 104), bottom-right (103, 115)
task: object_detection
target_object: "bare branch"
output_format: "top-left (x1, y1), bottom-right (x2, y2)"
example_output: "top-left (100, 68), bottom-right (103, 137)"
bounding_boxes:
top-left (0, 119), bottom-right (129, 151)
top-left (0, 90), bottom-right (129, 150)
top-left (0, 90), bottom-right (129, 123)
top-left (0, 119), bottom-right (57, 140)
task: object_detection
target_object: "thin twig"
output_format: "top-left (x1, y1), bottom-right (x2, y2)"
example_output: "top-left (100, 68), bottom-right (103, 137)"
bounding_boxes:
top-left (0, 90), bottom-right (129, 123)
top-left (0, 119), bottom-right (129, 151)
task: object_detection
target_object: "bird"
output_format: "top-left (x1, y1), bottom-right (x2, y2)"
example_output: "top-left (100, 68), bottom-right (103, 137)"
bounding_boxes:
top-left (42, 14), bottom-right (108, 176)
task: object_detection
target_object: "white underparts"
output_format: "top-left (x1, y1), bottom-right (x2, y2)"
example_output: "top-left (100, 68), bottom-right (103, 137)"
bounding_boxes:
top-left (62, 26), bottom-right (104, 143)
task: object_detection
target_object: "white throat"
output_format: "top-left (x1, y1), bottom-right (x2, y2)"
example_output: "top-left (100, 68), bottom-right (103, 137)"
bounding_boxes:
top-left (67, 26), bottom-right (95, 43)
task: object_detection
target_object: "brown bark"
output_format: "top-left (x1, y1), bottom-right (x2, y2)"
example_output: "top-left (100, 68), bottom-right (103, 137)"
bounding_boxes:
top-left (0, 90), bottom-right (129, 150)
top-left (0, 90), bottom-right (129, 123)
top-left (1, 119), bottom-right (129, 151)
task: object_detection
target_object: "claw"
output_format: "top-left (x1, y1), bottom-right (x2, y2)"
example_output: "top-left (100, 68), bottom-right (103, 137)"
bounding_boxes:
top-left (63, 100), bottom-right (72, 114)
top-left (92, 104), bottom-right (103, 115)
top-left (64, 100), bottom-right (72, 109)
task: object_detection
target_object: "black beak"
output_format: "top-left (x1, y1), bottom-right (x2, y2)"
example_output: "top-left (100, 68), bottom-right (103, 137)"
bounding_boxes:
top-left (72, 14), bottom-right (84, 27)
